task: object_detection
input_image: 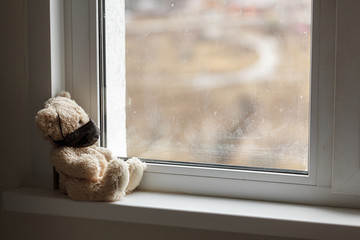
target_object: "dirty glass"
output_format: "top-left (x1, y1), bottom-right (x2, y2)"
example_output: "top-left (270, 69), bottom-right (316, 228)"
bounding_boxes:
top-left (125, 0), bottom-right (311, 171)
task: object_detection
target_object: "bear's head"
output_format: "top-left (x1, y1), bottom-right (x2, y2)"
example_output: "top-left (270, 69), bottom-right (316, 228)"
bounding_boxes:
top-left (35, 91), bottom-right (100, 147)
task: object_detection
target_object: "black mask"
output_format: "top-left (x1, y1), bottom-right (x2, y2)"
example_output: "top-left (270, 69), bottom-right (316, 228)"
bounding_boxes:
top-left (50, 113), bottom-right (100, 148)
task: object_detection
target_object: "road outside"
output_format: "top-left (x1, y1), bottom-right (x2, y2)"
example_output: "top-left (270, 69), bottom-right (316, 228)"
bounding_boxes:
top-left (125, 0), bottom-right (311, 171)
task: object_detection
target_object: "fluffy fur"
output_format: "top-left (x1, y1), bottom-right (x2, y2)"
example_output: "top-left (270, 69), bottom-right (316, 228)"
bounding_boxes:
top-left (35, 92), bottom-right (146, 201)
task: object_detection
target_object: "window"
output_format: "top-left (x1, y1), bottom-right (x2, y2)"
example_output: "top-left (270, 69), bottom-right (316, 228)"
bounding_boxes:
top-left (124, 0), bottom-right (311, 173)
top-left (64, 0), bottom-right (360, 207)
top-left (104, 0), bottom-right (315, 183)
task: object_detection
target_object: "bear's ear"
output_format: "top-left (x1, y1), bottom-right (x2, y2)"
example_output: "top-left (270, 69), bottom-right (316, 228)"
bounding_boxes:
top-left (59, 91), bottom-right (71, 99)
top-left (35, 107), bottom-right (58, 137)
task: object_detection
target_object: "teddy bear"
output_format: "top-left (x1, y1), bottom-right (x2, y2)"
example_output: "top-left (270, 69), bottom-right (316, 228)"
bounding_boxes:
top-left (35, 91), bottom-right (146, 201)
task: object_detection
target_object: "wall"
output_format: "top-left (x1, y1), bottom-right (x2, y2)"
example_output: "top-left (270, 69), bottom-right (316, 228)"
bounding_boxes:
top-left (2, 211), bottom-right (306, 240)
top-left (0, 0), bottom-right (31, 193)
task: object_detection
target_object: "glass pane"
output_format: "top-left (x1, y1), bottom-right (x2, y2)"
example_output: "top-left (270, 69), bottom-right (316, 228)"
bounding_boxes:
top-left (125, 0), bottom-right (311, 171)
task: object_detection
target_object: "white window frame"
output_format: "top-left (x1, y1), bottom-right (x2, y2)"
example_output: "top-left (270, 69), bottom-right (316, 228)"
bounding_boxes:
top-left (62, 0), bottom-right (360, 208)
top-left (64, 0), bottom-right (99, 124)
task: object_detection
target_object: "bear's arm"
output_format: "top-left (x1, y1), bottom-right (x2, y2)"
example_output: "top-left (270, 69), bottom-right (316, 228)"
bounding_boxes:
top-left (51, 147), bottom-right (107, 181)
top-left (92, 146), bottom-right (114, 162)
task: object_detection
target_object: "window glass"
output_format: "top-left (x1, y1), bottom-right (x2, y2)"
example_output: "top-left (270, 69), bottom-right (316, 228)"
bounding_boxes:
top-left (125, 0), bottom-right (311, 171)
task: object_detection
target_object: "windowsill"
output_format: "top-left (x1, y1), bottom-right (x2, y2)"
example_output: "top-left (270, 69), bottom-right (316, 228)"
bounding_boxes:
top-left (2, 188), bottom-right (360, 239)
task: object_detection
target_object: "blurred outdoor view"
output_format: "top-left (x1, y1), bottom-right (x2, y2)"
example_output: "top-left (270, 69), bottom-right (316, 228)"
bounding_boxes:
top-left (125, 0), bottom-right (311, 171)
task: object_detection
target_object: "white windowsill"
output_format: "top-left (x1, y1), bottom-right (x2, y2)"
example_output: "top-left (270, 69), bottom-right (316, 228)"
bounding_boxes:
top-left (2, 188), bottom-right (360, 239)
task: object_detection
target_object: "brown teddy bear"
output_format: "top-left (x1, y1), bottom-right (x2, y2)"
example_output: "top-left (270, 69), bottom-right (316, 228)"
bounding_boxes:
top-left (35, 91), bottom-right (146, 201)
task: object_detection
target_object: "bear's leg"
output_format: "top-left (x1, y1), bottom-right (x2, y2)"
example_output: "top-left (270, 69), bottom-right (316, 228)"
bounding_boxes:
top-left (61, 159), bottom-right (129, 202)
top-left (125, 157), bottom-right (147, 194)
top-left (100, 158), bottom-right (130, 201)
top-left (62, 177), bottom-right (102, 201)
